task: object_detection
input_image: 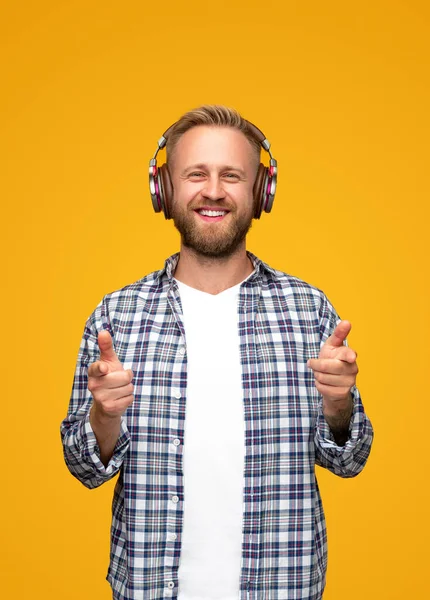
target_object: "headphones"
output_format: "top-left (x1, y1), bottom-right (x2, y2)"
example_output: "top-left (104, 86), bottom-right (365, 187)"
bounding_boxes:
top-left (149, 119), bottom-right (278, 220)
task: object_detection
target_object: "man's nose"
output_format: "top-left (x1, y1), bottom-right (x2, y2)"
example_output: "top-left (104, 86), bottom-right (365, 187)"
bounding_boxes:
top-left (201, 176), bottom-right (226, 200)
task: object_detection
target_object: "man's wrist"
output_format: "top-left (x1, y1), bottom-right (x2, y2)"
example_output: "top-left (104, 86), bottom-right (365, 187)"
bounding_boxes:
top-left (90, 405), bottom-right (122, 434)
top-left (322, 393), bottom-right (354, 446)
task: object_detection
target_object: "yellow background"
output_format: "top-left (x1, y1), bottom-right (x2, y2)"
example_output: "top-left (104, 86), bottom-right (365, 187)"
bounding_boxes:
top-left (2, 1), bottom-right (429, 598)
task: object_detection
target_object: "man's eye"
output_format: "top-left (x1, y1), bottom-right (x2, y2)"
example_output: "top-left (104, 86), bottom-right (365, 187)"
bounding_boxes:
top-left (189, 172), bottom-right (204, 177)
top-left (224, 173), bottom-right (239, 179)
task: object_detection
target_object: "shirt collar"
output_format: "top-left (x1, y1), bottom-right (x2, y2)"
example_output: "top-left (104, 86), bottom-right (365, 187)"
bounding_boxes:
top-left (157, 251), bottom-right (277, 286)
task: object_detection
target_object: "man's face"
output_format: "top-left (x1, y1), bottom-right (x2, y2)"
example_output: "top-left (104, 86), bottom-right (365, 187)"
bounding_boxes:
top-left (168, 126), bottom-right (259, 258)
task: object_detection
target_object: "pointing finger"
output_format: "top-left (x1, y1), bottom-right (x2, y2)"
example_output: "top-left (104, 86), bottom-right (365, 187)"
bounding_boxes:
top-left (321, 345), bottom-right (357, 364)
top-left (88, 360), bottom-right (109, 378)
top-left (97, 369), bottom-right (134, 388)
top-left (343, 349), bottom-right (357, 363)
top-left (308, 356), bottom-right (358, 374)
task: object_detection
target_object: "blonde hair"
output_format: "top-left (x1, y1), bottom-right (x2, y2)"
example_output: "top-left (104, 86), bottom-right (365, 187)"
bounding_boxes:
top-left (165, 104), bottom-right (262, 165)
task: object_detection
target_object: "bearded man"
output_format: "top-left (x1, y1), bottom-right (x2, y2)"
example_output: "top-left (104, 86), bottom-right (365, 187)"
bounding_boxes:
top-left (61, 105), bottom-right (373, 600)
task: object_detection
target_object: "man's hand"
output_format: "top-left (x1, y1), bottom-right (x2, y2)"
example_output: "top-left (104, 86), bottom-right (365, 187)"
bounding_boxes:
top-left (88, 330), bottom-right (134, 420)
top-left (307, 320), bottom-right (358, 444)
top-left (88, 330), bottom-right (134, 465)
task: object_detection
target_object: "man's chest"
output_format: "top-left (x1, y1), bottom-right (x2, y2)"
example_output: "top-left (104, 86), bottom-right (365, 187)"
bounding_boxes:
top-left (112, 290), bottom-right (322, 441)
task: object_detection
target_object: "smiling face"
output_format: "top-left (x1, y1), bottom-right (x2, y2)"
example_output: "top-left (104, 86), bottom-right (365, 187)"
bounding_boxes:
top-left (168, 125), bottom-right (260, 258)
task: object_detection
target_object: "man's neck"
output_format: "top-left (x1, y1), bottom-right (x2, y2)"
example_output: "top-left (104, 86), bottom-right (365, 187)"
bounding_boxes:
top-left (173, 244), bottom-right (254, 295)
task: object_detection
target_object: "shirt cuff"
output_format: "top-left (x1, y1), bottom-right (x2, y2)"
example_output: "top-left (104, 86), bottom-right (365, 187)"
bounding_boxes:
top-left (78, 408), bottom-right (130, 476)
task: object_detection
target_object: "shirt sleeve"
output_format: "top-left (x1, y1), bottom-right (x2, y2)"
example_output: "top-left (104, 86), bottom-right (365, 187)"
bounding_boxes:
top-left (313, 293), bottom-right (374, 478)
top-left (60, 297), bottom-right (130, 489)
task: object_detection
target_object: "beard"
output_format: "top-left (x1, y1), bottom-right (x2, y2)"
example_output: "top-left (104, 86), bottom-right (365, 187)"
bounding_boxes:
top-left (170, 198), bottom-right (254, 259)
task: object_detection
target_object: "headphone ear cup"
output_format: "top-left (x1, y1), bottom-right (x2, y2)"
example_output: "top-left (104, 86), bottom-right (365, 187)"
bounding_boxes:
top-left (253, 163), bottom-right (268, 219)
top-left (158, 165), bottom-right (173, 219)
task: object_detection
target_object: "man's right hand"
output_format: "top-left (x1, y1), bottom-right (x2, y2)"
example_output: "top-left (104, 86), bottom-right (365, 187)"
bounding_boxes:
top-left (88, 330), bottom-right (134, 420)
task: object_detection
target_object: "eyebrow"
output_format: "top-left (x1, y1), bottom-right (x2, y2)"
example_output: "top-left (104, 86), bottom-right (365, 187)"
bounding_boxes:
top-left (181, 163), bottom-right (247, 177)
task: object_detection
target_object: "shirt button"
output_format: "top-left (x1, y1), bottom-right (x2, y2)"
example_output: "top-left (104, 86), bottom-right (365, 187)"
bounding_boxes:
top-left (171, 495), bottom-right (179, 504)
top-left (173, 389), bottom-right (181, 399)
top-left (173, 438), bottom-right (180, 447)
top-left (167, 581), bottom-right (175, 589)
top-left (179, 346), bottom-right (186, 355)
top-left (167, 532), bottom-right (177, 541)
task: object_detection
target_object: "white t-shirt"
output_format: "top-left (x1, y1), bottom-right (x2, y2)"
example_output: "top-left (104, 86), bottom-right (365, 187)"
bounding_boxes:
top-left (175, 277), bottom-right (247, 600)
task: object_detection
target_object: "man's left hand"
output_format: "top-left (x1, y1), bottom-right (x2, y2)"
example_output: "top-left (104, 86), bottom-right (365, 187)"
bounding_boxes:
top-left (307, 320), bottom-right (358, 416)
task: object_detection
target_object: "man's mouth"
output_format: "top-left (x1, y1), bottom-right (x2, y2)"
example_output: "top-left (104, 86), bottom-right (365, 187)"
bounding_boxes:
top-left (194, 208), bottom-right (229, 222)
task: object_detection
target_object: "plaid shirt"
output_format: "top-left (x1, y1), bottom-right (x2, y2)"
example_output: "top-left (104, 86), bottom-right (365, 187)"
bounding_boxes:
top-left (61, 252), bottom-right (373, 600)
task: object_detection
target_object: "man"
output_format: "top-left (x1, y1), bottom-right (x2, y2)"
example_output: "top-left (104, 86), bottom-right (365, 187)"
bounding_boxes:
top-left (61, 105), bottom-right (373, 600)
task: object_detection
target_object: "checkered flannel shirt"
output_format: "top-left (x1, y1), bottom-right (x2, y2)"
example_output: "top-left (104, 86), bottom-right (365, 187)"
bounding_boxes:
top-left (61, 252), bottom-right (373, 600)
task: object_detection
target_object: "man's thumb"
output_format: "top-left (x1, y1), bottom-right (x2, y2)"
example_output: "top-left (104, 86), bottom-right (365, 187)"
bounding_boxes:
top-left (325, 320), bottom-right (352, 348)
top-left (98, 330), bottom-right (118, 362)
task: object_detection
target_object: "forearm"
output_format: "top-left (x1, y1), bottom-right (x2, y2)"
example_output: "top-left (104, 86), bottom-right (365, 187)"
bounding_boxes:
top-left (322, 393), bottom-right (353, 446)
top-left (90, 407), bottom-right (122, 467)
top-left (315, 386), bottom-right (373, 477)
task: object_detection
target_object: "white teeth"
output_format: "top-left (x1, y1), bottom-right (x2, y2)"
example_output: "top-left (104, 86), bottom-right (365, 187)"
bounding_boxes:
top-left (198, 210), bottom-right (226, 217)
